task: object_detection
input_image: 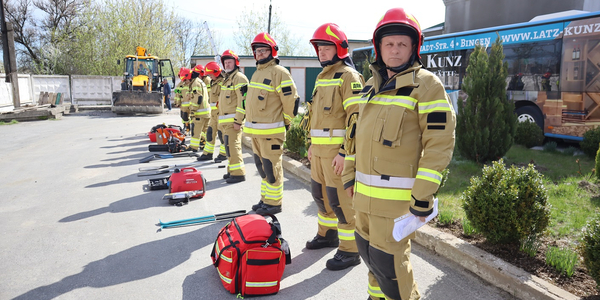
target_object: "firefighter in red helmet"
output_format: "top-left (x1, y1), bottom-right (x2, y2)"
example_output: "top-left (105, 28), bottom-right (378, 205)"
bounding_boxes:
top-left (188, 64), bottom-right (210, 152)
top-left (218, 50), bottom-right (249, 182)
top-left (198, 61), bottom-right (227, 161)
top-left (178, 68), bottom-right (193, 134)
top-left (245, 32), bottom-right (299, 215)
top-left (304, 23), bottom-right (366, 271)
top-left (342, 8), bottom-right (456, 300)
top-left (173, 67), bottom-right (190, 110)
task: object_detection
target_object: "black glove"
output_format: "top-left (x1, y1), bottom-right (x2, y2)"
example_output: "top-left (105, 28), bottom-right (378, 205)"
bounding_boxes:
top-left (285, 124), bottom-right (290, 131)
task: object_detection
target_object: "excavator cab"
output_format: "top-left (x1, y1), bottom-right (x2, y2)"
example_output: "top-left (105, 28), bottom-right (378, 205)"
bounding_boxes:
top-left (112, 46), bottom-right (175, 114)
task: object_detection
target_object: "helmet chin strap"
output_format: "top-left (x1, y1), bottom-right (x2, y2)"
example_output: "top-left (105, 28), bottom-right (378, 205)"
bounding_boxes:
top-left (257, 55), bottom-right (274, 65)
top-left (319, 55), bottom-right (340, 67)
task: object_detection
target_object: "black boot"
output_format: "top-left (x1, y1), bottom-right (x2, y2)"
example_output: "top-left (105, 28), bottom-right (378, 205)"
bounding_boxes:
top-left (251, 200), bottom-right (264, 211)
top-left (223, 173), bottom-right (230, 179)
top-left (305, 230), bottom-right (339, 249)
top-left (197, 153), bottom-right (213, 161)
top-left (255, 203), bottom-right (282, 215)
top-left (214, 154), bottom-right (227, 163)
top-left (226, 175), bottom-right (245, 184)
top-left (326, 250), bottom-right (361, 271)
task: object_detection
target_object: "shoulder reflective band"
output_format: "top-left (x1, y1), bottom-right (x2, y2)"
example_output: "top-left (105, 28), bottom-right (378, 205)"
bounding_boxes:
top-left (243, 121), bottom-right (286, 135)
top-left (356, 171), bottom-right (415, 189)
top-left (218, 113), bottom-right (236, 124)
top-left (417, 99), bottom-right (452, 114)
top-left (369, 95), bottom-right (417, 110)
top-left (249, 82), bottom-right (275, 92)
top-left (416, 168), bottom-right (443, 185)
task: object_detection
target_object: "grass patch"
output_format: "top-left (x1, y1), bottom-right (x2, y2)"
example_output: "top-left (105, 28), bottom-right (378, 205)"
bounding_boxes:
top-left (462, 218), bottom-right (477, 236)
top-left (437, 144), bottom-right (599, 242)
top-left (0, 119), bottom-right (19, 125)
top-left (546, 246), bottom-right (578, 277)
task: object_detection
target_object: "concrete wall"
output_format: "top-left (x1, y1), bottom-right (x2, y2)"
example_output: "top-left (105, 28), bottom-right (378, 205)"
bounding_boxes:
top-left (443, 0), bottom-right (600, 34)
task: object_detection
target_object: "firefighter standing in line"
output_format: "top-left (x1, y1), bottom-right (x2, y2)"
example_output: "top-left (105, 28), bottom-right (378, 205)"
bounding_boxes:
top-left (198, 61), bottom-right (228, 162)
top-left (342, 8), bottom-right (455, 300)
top-left (180, 69), bottom-right (193, 134)
top-left (199, 67), bottom-right (213, 149)
top-left (245, 32), bottom-right (299, 215)
top-left (218, 50), bottom-right (248, 183)
top-left (173, 67), bottom-right (190, 110)
top-left (188, 64), bottom-right (210, 152)
top-left (304, 23), bottom-right (365, 271)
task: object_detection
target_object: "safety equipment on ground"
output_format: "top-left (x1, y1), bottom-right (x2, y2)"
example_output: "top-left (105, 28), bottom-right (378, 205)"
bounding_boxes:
top-left (344, 112), bottom-right (358, 155)
top-left (148, 124), bottom-right (182, 142)
top-left (373, 7), bottom-right (424, 66)
top-left (138, 152), bottom-right (200, 163)
top-left (310, 23), bottom-right (350, 59)
top-left (193, 64), bottom-right (205, 76)
top-left (221, 50), bottom-right (240, 67)
top-left (157, 210), bottom-right (247, 230)
top-left (166, 167), bottom-right (206, 204)
top-left (251, 32), bottom-right (279, 59)
top-left (147, 177), bottom-right (169, 190)
top-left (204, 61), bottom-right (222, 78)
top-left (211, 214), bottom-right (291, 297)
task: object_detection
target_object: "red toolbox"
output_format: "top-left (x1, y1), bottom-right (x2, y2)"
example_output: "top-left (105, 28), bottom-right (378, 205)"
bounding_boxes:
top-left (168, 167), bottom-right (206, 198)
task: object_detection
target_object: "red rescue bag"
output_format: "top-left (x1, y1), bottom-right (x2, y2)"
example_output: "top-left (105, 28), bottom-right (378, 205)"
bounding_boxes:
top-left (211, 214), bottom-right (291, 297)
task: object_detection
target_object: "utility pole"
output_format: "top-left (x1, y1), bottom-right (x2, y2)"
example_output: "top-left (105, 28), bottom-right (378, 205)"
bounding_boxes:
top-left (0, 0), bottom-right (20, 108)
top-left (267, 0), bottom-right (272, 34)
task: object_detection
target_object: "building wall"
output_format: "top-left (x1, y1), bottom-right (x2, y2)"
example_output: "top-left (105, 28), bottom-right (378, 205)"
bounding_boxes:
top-left (443, 0), bottom-right (600, 33)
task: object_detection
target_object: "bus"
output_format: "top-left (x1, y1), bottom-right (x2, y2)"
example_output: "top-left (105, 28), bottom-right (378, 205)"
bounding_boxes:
top-left (352, 11), bottom-right (600, 142)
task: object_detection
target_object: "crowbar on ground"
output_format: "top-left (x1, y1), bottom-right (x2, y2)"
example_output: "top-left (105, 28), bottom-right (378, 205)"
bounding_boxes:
top-left (156, 210), bottom-right (247, 231)
top-left (137, 164), bottom-right (225, 177)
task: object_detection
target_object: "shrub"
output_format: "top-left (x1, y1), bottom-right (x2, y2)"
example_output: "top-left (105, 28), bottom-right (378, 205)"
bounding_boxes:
top-left (581, 127), bottom-right (600, 158)
top-left (546, 246), bottom-right (578, 277)
top-left (462, 159), bottom-right (551, 244)
top-left (561, 146), bottom-right (577, 156)
top-left (543, 141), bottom-right (558, 153)
top-left (285, 124), bottom-right (308, 158)
top-left (514, 120), bottom-right (544, 148)
top-left (596, 146), bottom-right (600, 181)
top-left (579, 216), bottom-right (600, 289)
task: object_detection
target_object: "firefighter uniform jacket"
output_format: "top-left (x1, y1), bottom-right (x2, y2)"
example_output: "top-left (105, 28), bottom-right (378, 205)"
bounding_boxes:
top-left (243, 59), bottom-right (299, 139)
top-left (209, 75), bottom-right (223, 114)
top-left (203, 75), bottom-right (224, 156)
top-left (218, 69), bottom-right (248, 126)
top-left (344, 62), bottom-right (455, 219)
top-left (189, 78), bottom-right (210, 119)
top-left (309, 61), bottom-right (364, 158)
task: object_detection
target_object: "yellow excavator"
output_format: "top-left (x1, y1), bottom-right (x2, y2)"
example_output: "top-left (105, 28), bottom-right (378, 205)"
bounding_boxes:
top-left (112, 46), bottom-right (175, 114)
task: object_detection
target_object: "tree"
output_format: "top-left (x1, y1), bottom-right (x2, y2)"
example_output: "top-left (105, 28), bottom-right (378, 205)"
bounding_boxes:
top-left (233, 5), bottom-right (309, 56)
top-left (456, 36), bottom-right (516, 163)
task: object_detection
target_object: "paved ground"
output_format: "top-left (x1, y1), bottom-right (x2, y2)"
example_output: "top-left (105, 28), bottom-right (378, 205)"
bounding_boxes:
top-left (0, 110), bottom-right (515, 300)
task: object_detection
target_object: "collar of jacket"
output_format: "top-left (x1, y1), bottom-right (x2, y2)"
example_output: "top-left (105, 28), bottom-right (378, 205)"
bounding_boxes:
top-left (256, 58), bottom-right (278, 70)
top-left (369, 62), bottom-right (421, 96)
top-left (320, 60), bottom-right (345, 75)
top-left (224, 68), bottom-right (239, 82)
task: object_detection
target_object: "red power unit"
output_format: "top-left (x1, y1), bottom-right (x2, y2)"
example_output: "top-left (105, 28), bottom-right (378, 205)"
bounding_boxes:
top-left (168, 167), bottom-right (206, 198)
top-left (149, 127), bottom-right (181, 143)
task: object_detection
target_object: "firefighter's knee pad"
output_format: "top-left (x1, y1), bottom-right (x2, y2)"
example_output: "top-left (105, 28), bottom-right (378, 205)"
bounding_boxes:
top-left (326, 186), bottom-right (346, 224)
top-left (190, 122), bottom-right (195, 136)
top-left (224, 134), bottom-right (230, 157)
top-left (253, 154), bottom-right (267, 179)
top-left (370, 247), bottom-right (401, 300)
top-left (262, 158), bottom-right (276, 184)
top-left (207, 126), bottom-right (213, 142)
top-left (182, 112), bottom-right (189, 121)
top-left (355, 233), bottom-right (371, 266)
top-left (217, 130), bottom-right (224, 144)
top-left (293, 97), bottom-right (300, 116)
top-left (311, 179), bottom-right (326, 213)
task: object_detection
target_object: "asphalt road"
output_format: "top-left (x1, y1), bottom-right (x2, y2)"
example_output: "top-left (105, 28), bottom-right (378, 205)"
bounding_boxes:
top-left (0, 110), bottom-right (515, 300)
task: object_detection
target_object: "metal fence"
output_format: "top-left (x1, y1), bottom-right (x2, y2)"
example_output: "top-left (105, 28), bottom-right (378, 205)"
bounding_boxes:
top-left (0, 74), bottom-right (122, 112)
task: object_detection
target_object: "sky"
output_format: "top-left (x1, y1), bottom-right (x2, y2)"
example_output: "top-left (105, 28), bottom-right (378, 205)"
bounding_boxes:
top-left (163, 0), bottom-right (447, 55)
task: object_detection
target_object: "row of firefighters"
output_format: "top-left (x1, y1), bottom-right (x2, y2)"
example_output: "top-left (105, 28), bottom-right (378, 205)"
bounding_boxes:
top-left (171, 8), bottom-right (455, 300)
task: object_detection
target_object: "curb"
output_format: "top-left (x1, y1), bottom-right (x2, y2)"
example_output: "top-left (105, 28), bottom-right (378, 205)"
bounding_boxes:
top-left (241, 136), bottom-right (579, 300)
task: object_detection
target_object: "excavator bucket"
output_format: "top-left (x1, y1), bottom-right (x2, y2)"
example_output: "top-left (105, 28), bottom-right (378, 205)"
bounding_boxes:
top-left (112, 91), bottom-right (164, 114)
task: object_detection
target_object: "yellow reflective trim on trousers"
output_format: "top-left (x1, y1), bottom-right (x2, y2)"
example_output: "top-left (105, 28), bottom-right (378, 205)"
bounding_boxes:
top-left (318, 213), bottom-right (338, 228)
top-left (219, 144), bottom-right (226, 154)
top-left (229, 162), bottom-right (243, 170)
top-left (418, 100), bottom-right (452, 114)
top-left (345, 155), bottom-right (355, 162)
top-left (338, 228), bottom-right (355, 241)
top-left (204, 142), bottom-right (215, 152)
top-left (355, 182), bottom-right (411, 201)
top-left (243, 126), bottom-right (286, 135)
top-left (249, 82), bottom-right (275, 92)
top-left (416, 168), bottom-right (443, 185)
top-left (343, 96), bottom-right (362, 109)
top-left (246, 281), bottom-right (278, 287)
top-left (218, 268), bottom-right (233, 284)
top-left (261, 181), bottom-right (267, 196)
top-left (276, 80), bottom-right (293, 92)
top-left (368, 283), bottom-right (385, 298)
top-left (369, 95), bottom-right (417, 110)
top-left (311, 137), bottom-right (344, 145)
top-left (190, 138), bottom-right (200, 147)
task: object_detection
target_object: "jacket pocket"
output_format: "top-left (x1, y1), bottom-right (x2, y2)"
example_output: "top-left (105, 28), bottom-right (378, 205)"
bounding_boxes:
top-left (320, 87), bottom-right (335, 116)
top-left (373, 156), bottom-right (413, 177)
top-left (224, 89), bottom-right (233, 105)
top-left (379, 107), bottom-right (406, 147)
top-left (257, 89), bottom-right (268, 111)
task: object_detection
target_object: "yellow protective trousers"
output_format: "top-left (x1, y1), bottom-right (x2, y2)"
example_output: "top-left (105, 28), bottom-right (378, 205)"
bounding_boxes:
top-left (355, 211), bottom-right (421, 300)
top-left (310, 153), bottom-right (357, 253)
top-left (219, 123), bottom-right (245, 176)
top-left (251, 137), bottom-right (284, 206)
top-left (203, 110), bottom-right (226, 156)
top-left (190, 117), bottom-right (210, 150)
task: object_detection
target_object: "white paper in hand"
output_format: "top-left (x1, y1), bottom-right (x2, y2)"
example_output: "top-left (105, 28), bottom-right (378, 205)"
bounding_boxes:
top-left (392, 198), bottom-right (438, 242)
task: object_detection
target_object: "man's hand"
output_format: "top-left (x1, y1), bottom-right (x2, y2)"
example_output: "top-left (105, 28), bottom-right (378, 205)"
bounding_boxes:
top-left (307, 144), bottom-right (312, 162)
top-left (345, 186), bottom-right (354, 198)
top-left (332, 154), bottom-right (344, 176)
top-left (233, 123), bottom-right (241, 131)
top-left (415, 215), bottom-right (427, 222)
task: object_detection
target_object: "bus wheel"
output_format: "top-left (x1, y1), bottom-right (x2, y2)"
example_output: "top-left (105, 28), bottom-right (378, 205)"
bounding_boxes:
top-left (515, 106), bottom-right (544, 130)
